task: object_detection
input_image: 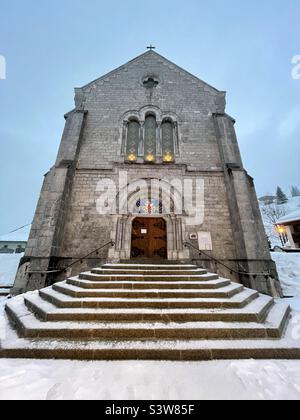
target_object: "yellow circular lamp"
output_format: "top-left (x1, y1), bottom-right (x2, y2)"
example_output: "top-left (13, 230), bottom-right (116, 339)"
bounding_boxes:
top-left (163, 153), bottom-right (174, 163)
top-left (146, 153), bottom-right (155, 163)
top-left (276, 225), bottom-right (286, 234)
top-left (127, 153), bottom-right (137, 162)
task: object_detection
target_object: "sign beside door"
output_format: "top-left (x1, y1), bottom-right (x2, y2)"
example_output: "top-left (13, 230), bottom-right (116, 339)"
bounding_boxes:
top-left (198, 232), bottom-right (213, 251)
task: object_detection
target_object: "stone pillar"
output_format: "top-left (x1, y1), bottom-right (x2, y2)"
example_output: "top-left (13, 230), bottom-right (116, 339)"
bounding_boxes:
top-left (12, 108), bottom-right (87, 294)
top-left (213, 113), bottom-right (282, 297)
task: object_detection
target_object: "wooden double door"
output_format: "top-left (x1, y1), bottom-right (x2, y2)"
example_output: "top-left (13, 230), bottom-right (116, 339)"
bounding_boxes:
top-left (131, 218), bottom-right (167, 259)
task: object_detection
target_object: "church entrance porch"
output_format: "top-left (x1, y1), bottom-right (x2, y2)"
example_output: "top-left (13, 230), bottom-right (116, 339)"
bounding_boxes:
top-left (131, 217), bottom-right (167, 260)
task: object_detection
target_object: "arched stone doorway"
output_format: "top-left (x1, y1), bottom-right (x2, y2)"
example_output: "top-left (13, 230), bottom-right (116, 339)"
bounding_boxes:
top-left (108, 213), bottom-right (190, 262)
top-left (131, 217), bottom-right (167, 260)
top-left (107, 177), bottom-right (191, 262)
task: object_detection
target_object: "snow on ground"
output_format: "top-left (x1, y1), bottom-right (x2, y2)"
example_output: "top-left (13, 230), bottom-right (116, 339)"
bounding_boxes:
top-left (274, 252), bottom-right (300, 296)
top-left (272, 252), bottom-right (300, 310)
top-left (272, 252), bottom-right (300, 297)
top-left (0, 253), bottom-right (23, 287)
top-left (0, 359), bottom-right (299, 400)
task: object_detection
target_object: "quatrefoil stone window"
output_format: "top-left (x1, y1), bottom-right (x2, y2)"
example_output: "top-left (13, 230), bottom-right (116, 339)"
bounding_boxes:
top-left (143, 76), bottom-right (159, 89)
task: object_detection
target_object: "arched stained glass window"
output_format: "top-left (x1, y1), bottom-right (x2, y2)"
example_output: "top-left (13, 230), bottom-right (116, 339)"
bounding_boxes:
top-left (162, 121), bottom-right (175, 163)
top-left (144, 115), bottom-right (157, 163)
top-left (134, 198), bottom-right (163, 215)
top-left (126, 120), bottom-right (140, 162)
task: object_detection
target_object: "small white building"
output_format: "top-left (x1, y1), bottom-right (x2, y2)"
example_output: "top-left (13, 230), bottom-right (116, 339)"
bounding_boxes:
top-left (0, 225), bottom-right (30, 254)
top-left (276, 210), bottom-right (300, 249)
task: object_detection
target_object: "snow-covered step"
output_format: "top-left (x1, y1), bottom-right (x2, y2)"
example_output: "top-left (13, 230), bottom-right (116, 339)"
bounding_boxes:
top-left (24, 292), bottom-right (274, 323)
top-left (53, 281), bottom-right (243, 299)
top-left (80, 272), bottom-right (218, 282)
top-left (2, 324), bottom-right (299, 361)
top-left (0, 301), bottom-right (296, 362)
top-left (5, 297), bottom-right (290, 340)
top-left (2, 262), bottom-right (295, 361)
top-left (102, 264), bottom-right (198, 270)
top-left (67, 277), bottom-right (231, 290)
top-left (92, 268), bottom-right (207, 276)
top-left (39, 286), bottom-right (258, 309)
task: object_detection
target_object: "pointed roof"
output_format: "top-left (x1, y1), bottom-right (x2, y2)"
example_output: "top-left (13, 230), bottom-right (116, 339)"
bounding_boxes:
top-left (79, 50), bottom-right (225, 94)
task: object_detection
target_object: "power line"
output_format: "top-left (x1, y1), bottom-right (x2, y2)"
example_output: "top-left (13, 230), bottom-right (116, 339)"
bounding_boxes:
top-left (0, 223), bottom-right (32, 237)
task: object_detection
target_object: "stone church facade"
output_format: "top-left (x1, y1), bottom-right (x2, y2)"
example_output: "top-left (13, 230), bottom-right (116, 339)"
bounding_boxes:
top-left (13, 51), bottom-right (281, 297)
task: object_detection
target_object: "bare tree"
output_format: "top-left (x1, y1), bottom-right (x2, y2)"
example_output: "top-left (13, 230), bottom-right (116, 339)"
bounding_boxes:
top-left (262, 202), bottom-right (287, 224)
top-left (261, 202), bottom-right (287, 246)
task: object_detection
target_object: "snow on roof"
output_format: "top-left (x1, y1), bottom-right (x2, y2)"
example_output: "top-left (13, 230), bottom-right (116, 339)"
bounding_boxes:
top-left (277, 209), bottom-right (300, 224)
top-left (0, 225), bottom-right (31, 243)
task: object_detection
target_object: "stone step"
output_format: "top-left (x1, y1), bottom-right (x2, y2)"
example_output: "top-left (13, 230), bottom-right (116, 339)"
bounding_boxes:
top-left (0, 300), bottom-right (296, 361)
top-left (40, 287), bottom-right (258, 309)
top-left (24, 292), bottom-right (274, 323)
top-left (102, 264), bottom-right (198, 270)
top-left (5, 297), bottom-right (290, 340)
top-left (67, 278), bottom-right (231, 290)
top-left (80, 272), bottom-right (217, 282)
top-left (53, 281), bottom-right (243, 299)
top-left (2, 324), bottom-right (299, 361)
top-left (92, 268), bottom-right (208, 276)
top-left (2, 262), bottom-right (296, 361)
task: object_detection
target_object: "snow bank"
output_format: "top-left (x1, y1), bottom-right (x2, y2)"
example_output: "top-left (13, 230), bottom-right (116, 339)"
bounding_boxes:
top-left (0, 359), bottom-right (299, 400)
top-left (0, 297), bottom-right (6, 309)
top-left (272, 252), bottom-right (300, 297)
top-left (0, 253), bottom-right (23, 287)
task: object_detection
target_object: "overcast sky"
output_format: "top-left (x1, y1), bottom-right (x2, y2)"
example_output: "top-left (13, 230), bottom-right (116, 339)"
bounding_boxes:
top-left (0, 0), bottom-right (299, 235)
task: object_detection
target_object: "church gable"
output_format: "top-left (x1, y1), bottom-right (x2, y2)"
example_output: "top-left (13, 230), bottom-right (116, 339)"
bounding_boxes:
top-left (81, 51), bottom-right (222, 93)
top-left (75, 51), bottom-right (226, 115)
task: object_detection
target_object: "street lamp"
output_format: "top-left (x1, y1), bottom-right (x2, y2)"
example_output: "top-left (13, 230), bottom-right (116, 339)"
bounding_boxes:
top-left (276, 225), bottom-right (286, 247)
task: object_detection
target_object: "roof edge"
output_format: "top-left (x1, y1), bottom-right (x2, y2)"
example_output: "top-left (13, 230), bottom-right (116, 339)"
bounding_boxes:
top-left (77, 50), bottom-right (225, 94)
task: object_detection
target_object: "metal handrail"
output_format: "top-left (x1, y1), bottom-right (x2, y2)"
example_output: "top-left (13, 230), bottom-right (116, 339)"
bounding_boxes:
top-left (183, 241), bottom-right (271, 278)
top-left (27, 240), bottom-right (115, 275)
